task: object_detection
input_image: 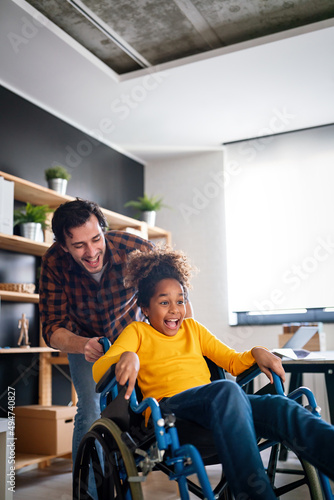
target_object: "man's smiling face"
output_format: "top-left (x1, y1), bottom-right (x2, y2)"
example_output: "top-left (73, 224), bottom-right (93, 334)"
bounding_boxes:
top-left (61, 214), bottom-right (106, 274)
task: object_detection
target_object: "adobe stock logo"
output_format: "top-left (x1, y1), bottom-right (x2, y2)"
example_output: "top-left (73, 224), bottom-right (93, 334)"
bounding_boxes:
top-left (179, 162), bottom-right (242, 224)
top-left (238, 107), bottom-right (296, 161)
top-left (253, 235), bottom-right (334, 313)
top-left (178, 106), bottom-right (296, 224)
top-left (7, 15), bottom-right (51, 53)
top-left (63, 68), bottom-right (169, 169)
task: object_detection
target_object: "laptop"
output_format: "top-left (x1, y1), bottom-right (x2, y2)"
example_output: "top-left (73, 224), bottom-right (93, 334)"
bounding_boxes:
top-left (273, 326), bottom-right (319, 359)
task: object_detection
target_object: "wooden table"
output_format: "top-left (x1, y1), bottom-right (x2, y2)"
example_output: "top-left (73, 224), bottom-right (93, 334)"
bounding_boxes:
top-left (282, 351), bottom-right (334, 424)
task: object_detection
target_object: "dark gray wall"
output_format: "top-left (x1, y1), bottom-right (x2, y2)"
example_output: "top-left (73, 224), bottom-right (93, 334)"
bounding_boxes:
top-left (0, 85), bottom-right (145, 414)
top-left (0, 85), bottom-right (144, 213)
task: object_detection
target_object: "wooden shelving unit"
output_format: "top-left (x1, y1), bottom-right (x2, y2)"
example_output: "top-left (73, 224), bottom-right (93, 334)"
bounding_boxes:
top-left (0, 290), bottom-right (39, 303)
top-left (0, 233), bottom-right (49, 256)
top-left (0, 170), bottom-right (171, 469)
top-left (0, 170), bottom-right (171, 244)
top-left (0, 171), bottom-right (74, 207)
top-left (0, 346), bottom-right (54, 354)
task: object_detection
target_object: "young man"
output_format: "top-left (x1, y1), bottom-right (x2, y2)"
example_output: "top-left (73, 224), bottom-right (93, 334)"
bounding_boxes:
top-left (39, 198), bottom-right (153, 463)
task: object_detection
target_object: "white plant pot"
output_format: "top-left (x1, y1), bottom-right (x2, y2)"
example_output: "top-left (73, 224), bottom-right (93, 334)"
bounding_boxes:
top-left (48, 178), bottom-right (68, 195)
top-left (141, 211), bottom-right (156, 226)
top-left (20, 222), bottom-right (44, 242)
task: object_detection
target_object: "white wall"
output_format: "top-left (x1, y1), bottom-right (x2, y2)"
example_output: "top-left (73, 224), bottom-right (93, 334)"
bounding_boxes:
top-left (145, 150), bottom-right (334, 350)
top-left (145, 151), bottom-right (334, 422)
top-left (146, 151), bottom-right (274, 349)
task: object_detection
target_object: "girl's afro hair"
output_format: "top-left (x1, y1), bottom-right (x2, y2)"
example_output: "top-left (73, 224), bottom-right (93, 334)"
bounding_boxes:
top-left (124, 246), bottom-right (197, 309)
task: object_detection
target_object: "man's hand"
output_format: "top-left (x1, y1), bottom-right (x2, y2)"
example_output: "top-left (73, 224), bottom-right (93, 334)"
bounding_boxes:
top-left (84, 337), bottom-right (104, 363)
top-left (251, 347), bottom-right (286, 384)
top-left (115, 352), bottom-right (140, 400)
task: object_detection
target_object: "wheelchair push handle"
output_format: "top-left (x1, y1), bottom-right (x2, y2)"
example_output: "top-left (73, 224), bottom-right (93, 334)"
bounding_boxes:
top-left (271, 371), bottom-right (285, 395)
top-left (98, 337), bottom-right (111, 354)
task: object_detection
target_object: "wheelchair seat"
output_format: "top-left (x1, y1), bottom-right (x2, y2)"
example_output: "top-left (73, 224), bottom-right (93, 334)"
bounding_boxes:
top-left (96, 362), bottom-right (219, 460)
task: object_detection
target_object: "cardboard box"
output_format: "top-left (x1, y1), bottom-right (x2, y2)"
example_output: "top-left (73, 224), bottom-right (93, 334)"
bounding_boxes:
top-left (278, 331), bottom-right (326, 351)
top-left (15, 405), bottom-right (77, 455)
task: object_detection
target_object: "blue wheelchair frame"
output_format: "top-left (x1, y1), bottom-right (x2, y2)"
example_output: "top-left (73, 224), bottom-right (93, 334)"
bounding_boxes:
top-left (97, 337), bottom-right (333, 500)
top-left (239, 367), bottom-right (333, 500)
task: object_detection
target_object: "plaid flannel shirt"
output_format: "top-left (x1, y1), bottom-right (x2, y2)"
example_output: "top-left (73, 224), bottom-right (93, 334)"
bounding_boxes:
top-left (39, 231), bottom-right (153, 347)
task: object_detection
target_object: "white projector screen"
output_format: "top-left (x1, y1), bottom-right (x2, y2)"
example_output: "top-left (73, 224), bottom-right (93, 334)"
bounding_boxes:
top-left (224, 125), bottom-right (334, 317)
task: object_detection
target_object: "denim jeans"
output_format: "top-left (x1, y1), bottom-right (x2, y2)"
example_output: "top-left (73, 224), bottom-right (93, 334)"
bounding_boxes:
top-left (159, 379), bottom-right (334, 500)
top-left (68, 353), bottom-right (101, 464)
top-left (68, 353), bottom-right (101, 500)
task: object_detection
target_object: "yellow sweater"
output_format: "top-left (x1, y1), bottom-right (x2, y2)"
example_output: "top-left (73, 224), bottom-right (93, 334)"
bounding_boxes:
top-left (93, 319), bottom-right (256, 401)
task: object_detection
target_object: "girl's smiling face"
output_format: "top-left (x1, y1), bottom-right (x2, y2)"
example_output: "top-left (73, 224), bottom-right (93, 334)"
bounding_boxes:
top-left (142, 278), bottom-right (186, 336)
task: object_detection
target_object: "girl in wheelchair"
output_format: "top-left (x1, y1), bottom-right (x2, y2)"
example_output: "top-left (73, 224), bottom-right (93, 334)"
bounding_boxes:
top-left (93, 246), bottom-right (334, 500)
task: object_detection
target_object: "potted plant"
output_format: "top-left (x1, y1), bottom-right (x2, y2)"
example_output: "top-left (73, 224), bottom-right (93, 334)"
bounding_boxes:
top-left (124, 194), bottom-right (168, 226)
top-left (14, 203), bottom-right (51, 241)
top-left (45, 165), bottom-right (71, 195)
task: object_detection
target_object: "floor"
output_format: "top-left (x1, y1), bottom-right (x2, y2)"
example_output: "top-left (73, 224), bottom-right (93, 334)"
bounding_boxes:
top-left (13, 451), bottom-right (333, 500)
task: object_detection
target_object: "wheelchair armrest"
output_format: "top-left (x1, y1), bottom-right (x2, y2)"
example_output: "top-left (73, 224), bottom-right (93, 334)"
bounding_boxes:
top-left (96, 363), bottom-right (116, 393)
top-left (236, 363), bottom-right (261, 386)
top-left (236, 364), bottom-right (285, 396)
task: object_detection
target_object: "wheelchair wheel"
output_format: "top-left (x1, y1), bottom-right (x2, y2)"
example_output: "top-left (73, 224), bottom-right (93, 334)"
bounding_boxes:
top-left (73, 418), bottom-right (144, 500)
top-left (300, 460), bottom-right (324, 500)
top-left (265, 444), bottom-right (324, 500)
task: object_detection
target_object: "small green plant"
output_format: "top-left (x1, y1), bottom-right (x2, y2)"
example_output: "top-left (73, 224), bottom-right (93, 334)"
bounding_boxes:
top-left (124, 194), bottom-right (167, 213)
top-left (45, 165), bottom-right (71, 181)
top-left (14, 203), bottom-right (52, 230)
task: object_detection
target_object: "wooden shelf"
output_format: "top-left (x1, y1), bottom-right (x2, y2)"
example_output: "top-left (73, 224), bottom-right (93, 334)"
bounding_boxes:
top-left (0, 290), bottom-right (39, 303)
top-left (147, 225), bottom-right (172, 241)
top-left (0, 233), bottom-right (49, 256)
top-left (0, 170), bottom-right (170, 242)
top-left (101, 207), bottom-right (145, 231)
top-left (0, 171), bottom-right (73, 208)
top-left (0, 347), bottom-right (56, 354)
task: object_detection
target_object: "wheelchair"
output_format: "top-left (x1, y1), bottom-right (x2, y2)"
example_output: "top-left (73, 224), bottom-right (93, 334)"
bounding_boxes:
top-left (73, 339), bottom-right (334, 500)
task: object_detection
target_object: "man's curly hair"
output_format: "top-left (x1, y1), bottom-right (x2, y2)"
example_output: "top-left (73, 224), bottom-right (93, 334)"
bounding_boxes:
top-left (124, 246), bottom-right (196, 309)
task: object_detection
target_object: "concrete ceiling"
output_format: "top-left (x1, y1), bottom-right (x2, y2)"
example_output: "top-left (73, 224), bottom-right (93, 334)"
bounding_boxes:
top-left (1, 0), bottom-right (334, 162)
top-left (22, 0), bottom-right (334, 74)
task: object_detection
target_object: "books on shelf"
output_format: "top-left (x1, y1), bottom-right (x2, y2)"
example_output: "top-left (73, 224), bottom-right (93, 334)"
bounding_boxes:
top-left (0, 176), bottom-right (14, 235)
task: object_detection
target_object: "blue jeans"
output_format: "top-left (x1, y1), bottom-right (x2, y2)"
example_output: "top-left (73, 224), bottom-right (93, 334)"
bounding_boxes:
top-left (159, 379), bottom-right (334, 500)
top-left (69, 354), bottom-right (101, 499)
top-left (68, 354), bottom-right (101, 464)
